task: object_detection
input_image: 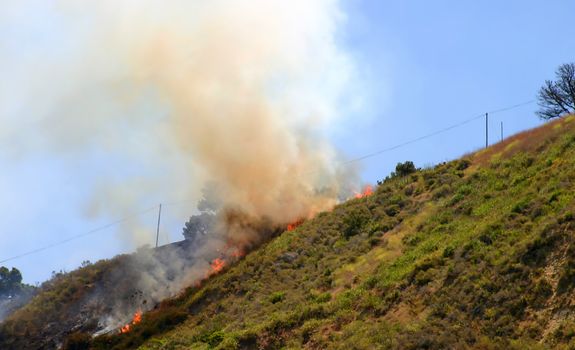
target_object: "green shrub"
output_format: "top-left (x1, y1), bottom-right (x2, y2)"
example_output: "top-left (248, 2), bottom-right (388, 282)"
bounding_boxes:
top-left (413, 269), bottom-right (435, 286)
top-left (512, 199), bottom-right (530, 214)
top-left (314, 292), bottom-right (331, 303)
top-left (384, 204), bottom-right (400, 217)
top-left (456, 159), bottom-right (471, 170)
top-left (432, 184), bottom-right (452, 199)
top-left (442, 246), bottom-right (455, 258)
top-left (552, 321), bottom-right (575, 343)
top-left (200, 330), bottom-right (225, 347)
top-left (449, 193), bottom-right (465, 205)
top-left (341, 207), bottom-right (370, 239)
top-left (562, 212), bottom-right (574, 222)
top-left (269, 291), bottom-right (286, 304)
top-left (394, 161), bottom-right (417, 177)
top-left (520, 227), bottom-right (562, 267)
top-left (527, 279), bottom-right (553, 308)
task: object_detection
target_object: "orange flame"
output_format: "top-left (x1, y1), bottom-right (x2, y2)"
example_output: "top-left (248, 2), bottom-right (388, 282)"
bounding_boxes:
top-left (206, 258), bottom-right (226, 277)
top-left (133, 310), bottom-right (142, 324)
top-left (222, 242), bottom-right (246, 259)
top-left (120, 324), bottom-right (130, 334)
top-left (287, 218), bottom-right (305, 231)
top-left (230, 248), bottom-right (245, 258)
top-left (197, 247), bottom-right (245, 284)
top-left (354, 185), bottom-right (373, 199)
top-left (119, 310), bottom-right (143, 334)
top-left (197, 257), bottom-right (227, 286)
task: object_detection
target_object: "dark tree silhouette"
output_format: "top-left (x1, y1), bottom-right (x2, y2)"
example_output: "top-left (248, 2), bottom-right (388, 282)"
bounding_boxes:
top-left (377, 161), bottom-right (418, 185)
top-left (182, 182), bottom-right (220, 242)
top-left (0, 267), bottom-right (24, 297)
top-left (394, 161), bottom-right (417, 177)
top-left (0, 266), bottom-right (36, 321)
top-left (182, 212), bottom-right (215, 242)
top-left (537, 63), bottom-right (575, 120)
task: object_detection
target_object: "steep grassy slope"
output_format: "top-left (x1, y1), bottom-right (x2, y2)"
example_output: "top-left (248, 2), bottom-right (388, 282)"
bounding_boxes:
top-left (2, 116), bottom-right (575, 350)
top-left (0, 242), bottom-right (199, 349)
top-left (87, 115), bottom-right (575, 350)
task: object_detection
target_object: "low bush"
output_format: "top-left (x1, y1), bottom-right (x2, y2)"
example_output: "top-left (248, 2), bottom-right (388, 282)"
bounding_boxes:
top-left (269, 291), bottom-right (286, 304)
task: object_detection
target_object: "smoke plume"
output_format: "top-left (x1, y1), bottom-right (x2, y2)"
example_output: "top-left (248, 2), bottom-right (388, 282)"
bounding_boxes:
top-left (1, 0), bottom-right (363, 330)
top-left (1, 0), bottom-right (359, 235)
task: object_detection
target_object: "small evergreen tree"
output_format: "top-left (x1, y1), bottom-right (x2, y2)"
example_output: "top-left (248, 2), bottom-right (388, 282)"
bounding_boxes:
top-left (182, 182), bottom-right (221, 242)
top-left (0, 266), bottom-right (24, 297)
top-left (394, 161), bottom-right (417, 177)
top-left (182, 212), bottom-right (216, 242)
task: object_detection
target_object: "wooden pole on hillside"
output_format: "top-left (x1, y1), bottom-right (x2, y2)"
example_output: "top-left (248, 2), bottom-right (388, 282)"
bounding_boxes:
top-left (155, 204), bottom-right (162, 248)
top-left (485, 113), bottom-right (489, 148)
top-left (500, 121), bottom-right (503, 142)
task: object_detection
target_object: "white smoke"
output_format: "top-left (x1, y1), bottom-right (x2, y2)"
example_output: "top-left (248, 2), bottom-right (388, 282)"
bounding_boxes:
top-left (1, 0), bottom-right (360, 239)
top-left (0, 0), bottom-right (366, 332)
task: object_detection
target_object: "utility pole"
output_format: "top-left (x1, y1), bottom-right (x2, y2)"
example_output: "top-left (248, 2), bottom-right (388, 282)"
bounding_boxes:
top-left (155, 204), bottom-right (162, 248)
top-left (500, 121), bottom-right (503, 142)
top-left (485, 113), bottom-right (489, 148)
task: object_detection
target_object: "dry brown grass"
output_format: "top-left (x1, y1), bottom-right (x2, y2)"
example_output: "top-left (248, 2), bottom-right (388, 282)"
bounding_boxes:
top-left (470, 115), bottom-right (575, 166)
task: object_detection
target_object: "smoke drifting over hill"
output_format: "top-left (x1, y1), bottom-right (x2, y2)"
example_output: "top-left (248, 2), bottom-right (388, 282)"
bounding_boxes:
top-left (1, 0), bottom-right (360, 237)
top-left (0, 0), bottom-right (364, 332)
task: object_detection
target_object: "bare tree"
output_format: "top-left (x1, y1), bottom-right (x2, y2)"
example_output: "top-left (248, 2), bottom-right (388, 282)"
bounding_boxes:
top-left (537, 63), bottom-right (575, 120)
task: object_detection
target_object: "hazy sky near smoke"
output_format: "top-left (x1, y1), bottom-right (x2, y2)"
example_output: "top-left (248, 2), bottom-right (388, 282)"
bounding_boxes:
top-left (1, 0), bottom-right (575, 283)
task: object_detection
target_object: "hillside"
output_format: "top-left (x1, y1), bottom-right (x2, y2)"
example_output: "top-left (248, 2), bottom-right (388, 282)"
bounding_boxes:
top-left (2, 116), bottom-right (575, 349)
top-left (0, 267), bottom-right (36, 321)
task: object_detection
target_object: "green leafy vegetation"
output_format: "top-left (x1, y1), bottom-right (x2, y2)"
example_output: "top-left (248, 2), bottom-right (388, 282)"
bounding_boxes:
top-left (378, 160), bottom-right (418, 185)
top-left (0, 258), bottom-right (126, 349)
top-left (2, 116), bottom-right (575, 349)
top-left (0, 266), bottom-right (36, 322)
top-left (0, 266), bottom-right (31, 298)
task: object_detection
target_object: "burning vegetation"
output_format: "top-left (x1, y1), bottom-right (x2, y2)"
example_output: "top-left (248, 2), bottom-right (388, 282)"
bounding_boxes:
top-left (287, 219), bottom-right (305, 231)
top-left (0, 0), bottom-right (367, 347)
top-left (119, 310), bottom-right (142, 334)
top-left (0, 177), bottom-right (368, 349)
top-left (207, 258), bottom-right (226, 276)
top-left (354, 185), bottom-right (374, 199)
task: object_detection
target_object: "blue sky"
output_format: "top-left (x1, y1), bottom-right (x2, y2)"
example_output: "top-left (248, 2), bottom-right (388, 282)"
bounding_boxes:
top-left (1, 1), bottom-right (574, 284)
top-left (337, 1), bottom-right (574, 182)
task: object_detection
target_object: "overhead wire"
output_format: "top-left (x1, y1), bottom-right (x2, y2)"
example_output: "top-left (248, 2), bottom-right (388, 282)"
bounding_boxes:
top-left (0, 205), bottom-right (158, 264)
top-left (0, 200), bottom-right (202, 264)
top-left (0, 99), bottom-right (537, 263)
top-left (342, 99), bottom-right (535, 165)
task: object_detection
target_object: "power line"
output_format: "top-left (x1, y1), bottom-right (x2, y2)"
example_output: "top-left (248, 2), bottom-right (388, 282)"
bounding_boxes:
top-left (155, 204), bottom-right (162, 248)
top-left (0, 199), bottom-right (199, 264)
top-left (343, 99), bottom-right (535, 165)
top-left (488, 99), bottom-right (535, 114)
top-left (162, 199), bottom-right (197, 207)
top-left (0, 99), bottom-right (537, 264)
top-left (0, 206), bottom-right (158, 264)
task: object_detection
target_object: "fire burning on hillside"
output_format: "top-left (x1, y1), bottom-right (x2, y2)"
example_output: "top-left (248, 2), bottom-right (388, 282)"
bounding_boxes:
top-left (119, 310), bottom-right (142, 334)
top-left (287, 219), bottom-right (305, 231)
top-left (3, 0), bottom-right (367, 340)
top-left (355, 185), bottom-right (374, 199)
top-left (1, 0), bottom-right (362, 249)
top-left (208, 258), bottom-right (226, 276)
